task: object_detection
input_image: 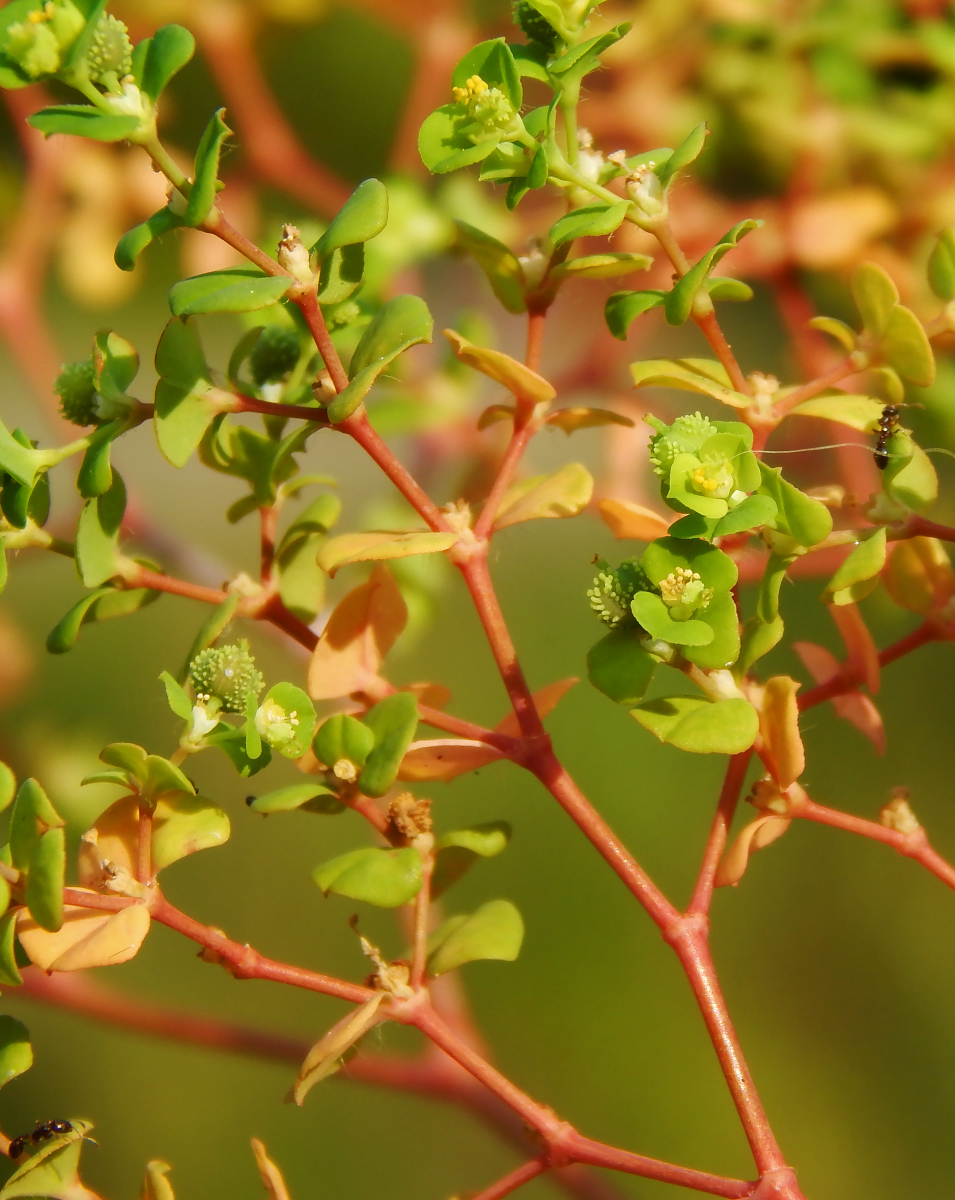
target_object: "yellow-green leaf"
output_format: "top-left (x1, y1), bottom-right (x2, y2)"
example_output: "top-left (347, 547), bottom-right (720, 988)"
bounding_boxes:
top-left (318, 531), bottom-right (458, 576)
top-left (443, 329), bottom-right (555, 408)
top-left (630, 358), bottom-right (749, 408)
top-left (492, 463), bottom-right (593, 530)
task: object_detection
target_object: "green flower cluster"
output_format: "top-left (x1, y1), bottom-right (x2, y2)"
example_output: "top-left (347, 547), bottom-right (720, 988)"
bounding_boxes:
top-left (451, 75), bottom-right (522, 146)
top-left (0, 2), bottom-right (130, 87)
top-left (587, 557), bottom-right (653, 628)
top-left (648, 412), bottom-right (760, 523)
top-left (189, 641), bottom-right (263, 714)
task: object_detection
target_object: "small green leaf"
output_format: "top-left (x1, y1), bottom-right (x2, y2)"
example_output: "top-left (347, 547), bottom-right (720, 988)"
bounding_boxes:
top-left (666, 220), bottom-right (760, 326)
top-left (604, 289), bottom-right (665, 339)
top-left (206, 726), bottom-right (271, 777)
top-left (880, 305), bottom-right (935, 387)
top-left (313, 846), bottom-right (422, 907)
top-left (757, 464), bottom-right (833, 548)
top-left (807, 315), bottom-right (857, 353)
top-left (155, 317), bottom-right (209, 390)
top-left (824, 527), bottom-right (887, 605)
top-left (0, 1016), bottom-right (31, 1087)
top-left (160, 671), bottom-right (193, 721)
top-left (315, 714), bottom-right (375, 773)
top-left (427, 899), bottom-right (524, 975)
top-left (152, 794), bottom-right (230, 871)
top-left (248, 783), bottom-right (342, 815)
top-left (493, 462), bottom-right (593, 529)
top-left (25, 827), bottom-right (65, 932)
top-left (549, 201), bottom-right (631, 247)
top-left (179, 594), bottom-right (239, 683)
top-left (318, 530), bottom-right (457, 575)
top-left (10, 778), bottom-right (63, 872)
top-left (116, 206), bottom-right (184, 272)
top-left (169, 268), bottom-right (293, 318)
top-left (142, 754), bottom-right (195, 804)
top-left (277, 534), bottom-right (326, 624)
top-left (185, 108), bottom-right (231, 227)
top-left (0, 763), bottom-right (14, 815)
top-left (548, 23), bottom-right (631, 80)
top-left (0, 418), bottom-right (43, 489)
top-left (707, 277), bottom-right (753, 302)
top-left (1, 1118), bottom-right (93, 1199)
top-left (0, 913), bottom-right (22, 987)
top-left (656, 122), bottom-right (708, 186)
top-left (630, 357), bottom-right (748, 408)
top-left (552, 253), bottom-right (652, 285)
top-left (631, 592), bottom-right (714, 646)
top-left (852, 261), bottom-right (898, 336)
top-left (712, 494), bottom-right (777, 537)
top-left (454, 221), bottom-right (525, 314)
top-left (631, 695), bottom-right (759, 754)
top-left (141, 24), bottom-right (195, 102)
top-left (587, 628), bottom-right (658, 705)
top-left (788, 394), bottom-right (884, 432)
top-left (737, 615), bottom-right (784, 678)
top-left (76, 423), bottom-right (119, 499)
top-left (928, 227), bottom-right (955, 302)
top-left (29, 105), bottom-right (140, 142)
top-left (75, 470), bottom-right (126, 586)
top-left (46, 583), bottom-right (158, 654)
top-left (883, 432), bottom-right (938, 513)
top-left (433, 821), bottom-right (512, 897)
top-left (327, 294), bottom-right (434, 422)
top-left (359, 692), bottom-right (419, 798)
top-left (314, 178), bottom-right (389, 260)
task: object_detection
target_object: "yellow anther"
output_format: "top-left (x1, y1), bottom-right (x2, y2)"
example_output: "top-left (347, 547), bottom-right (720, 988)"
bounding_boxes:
top-left (692, 468), bottom-right (720, 492)
top-left (333, 758), bottom-right (358, 782)
top-left (452, 75), bottom-right (490, 104)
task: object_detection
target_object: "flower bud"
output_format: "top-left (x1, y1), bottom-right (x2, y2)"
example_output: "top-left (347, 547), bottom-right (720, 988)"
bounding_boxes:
top-left (1, 1), bottom-right (84, 80)
top-left (625, 165), bottom-right (667, 226)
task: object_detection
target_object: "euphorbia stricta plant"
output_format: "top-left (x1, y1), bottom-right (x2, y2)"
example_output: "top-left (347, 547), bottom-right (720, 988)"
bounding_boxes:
top-left (0, 1), bottom-right (954, 1198)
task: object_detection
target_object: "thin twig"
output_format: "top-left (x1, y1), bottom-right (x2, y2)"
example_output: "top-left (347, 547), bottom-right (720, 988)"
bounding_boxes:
top-left (470, 1158), bottom-right (549, 1200)
top-left (688, 752), bottom-right (753, 915)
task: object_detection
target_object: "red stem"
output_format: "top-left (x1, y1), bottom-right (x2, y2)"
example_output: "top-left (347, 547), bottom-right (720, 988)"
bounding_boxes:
top-left (473, 424), bottom-right (537, 541)
top-left (470, 1159), bottom-right (549, 1200)
top-left (773, 357), bottom-right (861, 415)
top-left (798, 620), bottom-right (939, 711)
top-left (295, 289), bottom-right (349, 393)
top-left (906, 515), bottom-right (955, 543)
top-left (525, 309), bottom-right (547, 373)
top-left (694, 309), bottom-right (751, 397)
top-left (128, 566), bottom-right (227, 607)
top-left (688, 752), bottom-right (753, 915)
top-left (259, 505), bottom-right (278, 583)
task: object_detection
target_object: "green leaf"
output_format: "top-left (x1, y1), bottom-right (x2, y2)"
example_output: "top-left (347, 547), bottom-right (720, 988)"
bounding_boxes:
top-left (0, 914), bottom-right (22, 987)
top-left (788, 394), bottom-right (884, 432)
top-left (314, 178), bottom-right (389, 260)
top-left (0, 1016), bottom-right (31, 1087)
top-left (0, 1119), bottom-right (93, 1200)
top-left (327, 295), bottom-right (434, 422)
top-left (154, 319), bottom-right (221, 468)
top-left (427, 899), bottom-right (524, 975)
top-left (509, 42), bottom-right (550, 81)
top-left (493, 462), bottom-right (593, 529)
top-left (169, 268), bottom-right (293, 318)
top-left (884, 434), bottom-right (938, 513)
top-left (737, 615), bottom-right (784, 678)
top-left (712, 494), bottom-right (777, 537)
top-left (25, 827), bottom-right (65, 932)
top-left (548, 23), bottom-right (630, 80)
top-left (880, 305), bottom-right (935, 387)
top-left (160, 671), bottom-right (192, 721)
top-left (75, 470), bottom-right (126, 586)
top-left (551, 253), bottom-right (652, 285)
top-left (656, 122), bottom-right (708, 186)
top-left (757, 463), bottom-right (833, 548)
top-left (631, 592), bottom-right (714, 645)
top-left (141, 24), bottom-right (195, 101)
top-left (248, 782), bottom-right (342, 815)
top-left (185, 108), bottom-right (231, 227)
top-left (46, 583), bottom-right (158, 654)
top-left (665, 220), bottom-right (761, 326)
top-left (707, 277), bottom-right (753, 302)
top-left (549, 201), bottom-right (631, 246)
top-left (277, 536), bottom-right (326, 624)
top-left (179, 594), bottom-right (238, 683)
top-left (418, 104), bottom-right (502, 175)
top-left (682, 591), bottom-right (740, 670)
top-left (432, 821), bottom-right (512, 897)
top-left (206, 726), bottom-right (271, 777)
top-left (630, 357), bottom-right (748, 408)
top-left (28, 105), bottom-right (141, 142)
top-left (315, 713), bottom-right (375, 772)
top-left (452, 38), bottom-right (521, 108)
top-left (587, 628), bottom-right (659, 705)
top-left (0, 418), bottom-right (44, 489)
top-left (313, 846), bottom-right (422, 907)
top-left (359, 692), bottom-right (419, 798)
top-left (99, 742), bottom-right (148, 779)
top-left (631, 695), bottom-right (759, 754)
top-left (116, 206), bottom-right (184, 271)
top-left (928, 227), bottom-right (955, 302)
top-left (155, 317), bottom-right (209, 390)
top-left (454, 221), bottom-right (525, 314)
top-left (151, 794), bottom-right (230, 871)
top-left (852, 261), bottom-right (897, 336)
top-left (76, 423), bottom-right (116, 499)
top-left (142, 754), bottom-right (195, 804)
top-left (318, 530), bottom-right (457, 575)
top-left (0, 763), bottom-right (14, 815)
top-left (824, 527), bottom-right (887, 605)
top-left (807, 315), bottom-right (857, 353)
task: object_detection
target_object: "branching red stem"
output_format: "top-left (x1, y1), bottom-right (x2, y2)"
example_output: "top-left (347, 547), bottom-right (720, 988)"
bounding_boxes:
top-left (470, 1158), bottom-right (549, 1200)
top-left (773, 357), bottom-right (862, 415)
top-left (798, 619), bottom-right (941, 711)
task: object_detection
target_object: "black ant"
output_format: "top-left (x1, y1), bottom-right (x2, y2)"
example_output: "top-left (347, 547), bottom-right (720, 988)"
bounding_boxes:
top-left (873, 404), bottom-right (903, 470)
top-left (8, 1119), bottom-right (72, 1159)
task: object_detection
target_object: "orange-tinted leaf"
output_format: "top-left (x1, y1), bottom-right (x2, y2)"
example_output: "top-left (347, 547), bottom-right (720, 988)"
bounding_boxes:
top-left (443, 329), bottom-right (555, 412)
top-left (597, 498), bottom-right (672, 541)
top-left (492, 463), bottom-right (593, 530)
top-left (477, 404), bottom-right (515, 430)
top-left (792, 641), bottom-right (885, 753)
top-left (546, 408), bottom-right (635, 435)
top-left (715, 815), bottom-right (791, 888)
top-left (402, 682), bottom-right (452, 709)
top-left (251, 1140), bottom-right (292, 1200)
top-left (828, 602), bottom-right (880, 694)
top-left (317, 531), bottom-right (458, 577)
top-left (398, 739), bottom-right (505, 782)
top-left (289, 992), bottom-right (386, 1105)
top-left (17, 898), bottom-right (150, 971)
top-left (758, 676), bottom-right (804, 790)
top-left (496, 677), bottom-right (578, 736)
top-left (309, 566), bottom-right (407, 700)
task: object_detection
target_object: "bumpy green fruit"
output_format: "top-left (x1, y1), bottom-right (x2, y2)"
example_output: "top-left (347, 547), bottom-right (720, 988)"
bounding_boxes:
top-left (54, 360), bottom-right (98, 427)
top-left (250, 326), bottom-right (300, 386)
top-left (189, 640), bottom-right (264, 713)
top-left (513, 0), bottom-right (559, 52)
top-left (86, 13), bottom-right (132, 84)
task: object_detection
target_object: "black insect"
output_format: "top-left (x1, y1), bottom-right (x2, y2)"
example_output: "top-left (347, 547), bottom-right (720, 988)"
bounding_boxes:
top-left (31, 1120), bottom-right (72, 1143)
top-left (7, 1136), bottom-right (25, 1160)
top-left (873, 404), bottom-right (902, 471)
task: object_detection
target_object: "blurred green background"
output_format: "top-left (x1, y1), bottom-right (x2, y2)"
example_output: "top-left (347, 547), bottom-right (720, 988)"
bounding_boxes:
top-left (1, 2), bottom-right (955, 1199)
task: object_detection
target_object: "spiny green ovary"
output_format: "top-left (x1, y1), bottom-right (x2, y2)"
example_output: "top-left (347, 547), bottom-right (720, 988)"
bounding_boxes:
top-left (648, 412), bottom-right (718, 478)
top-left (1, 1), bottom-right (84, 78)
top-left (86, 13), bottom-right (132, 84)
top-left (513, 0), bottom-right (559, 51)
top-left (658, 568), bottom-right (713, 620)
top-left (54, 360), bottom-right (98, 426)
top-left (250, 327), bottom-right (300, 386)
top-left (326, 300), bottom-right (361, 331)
top-left (189, 641), bottom-right (263, 712)
top-left (588, 557), bottom-right (654, 627)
